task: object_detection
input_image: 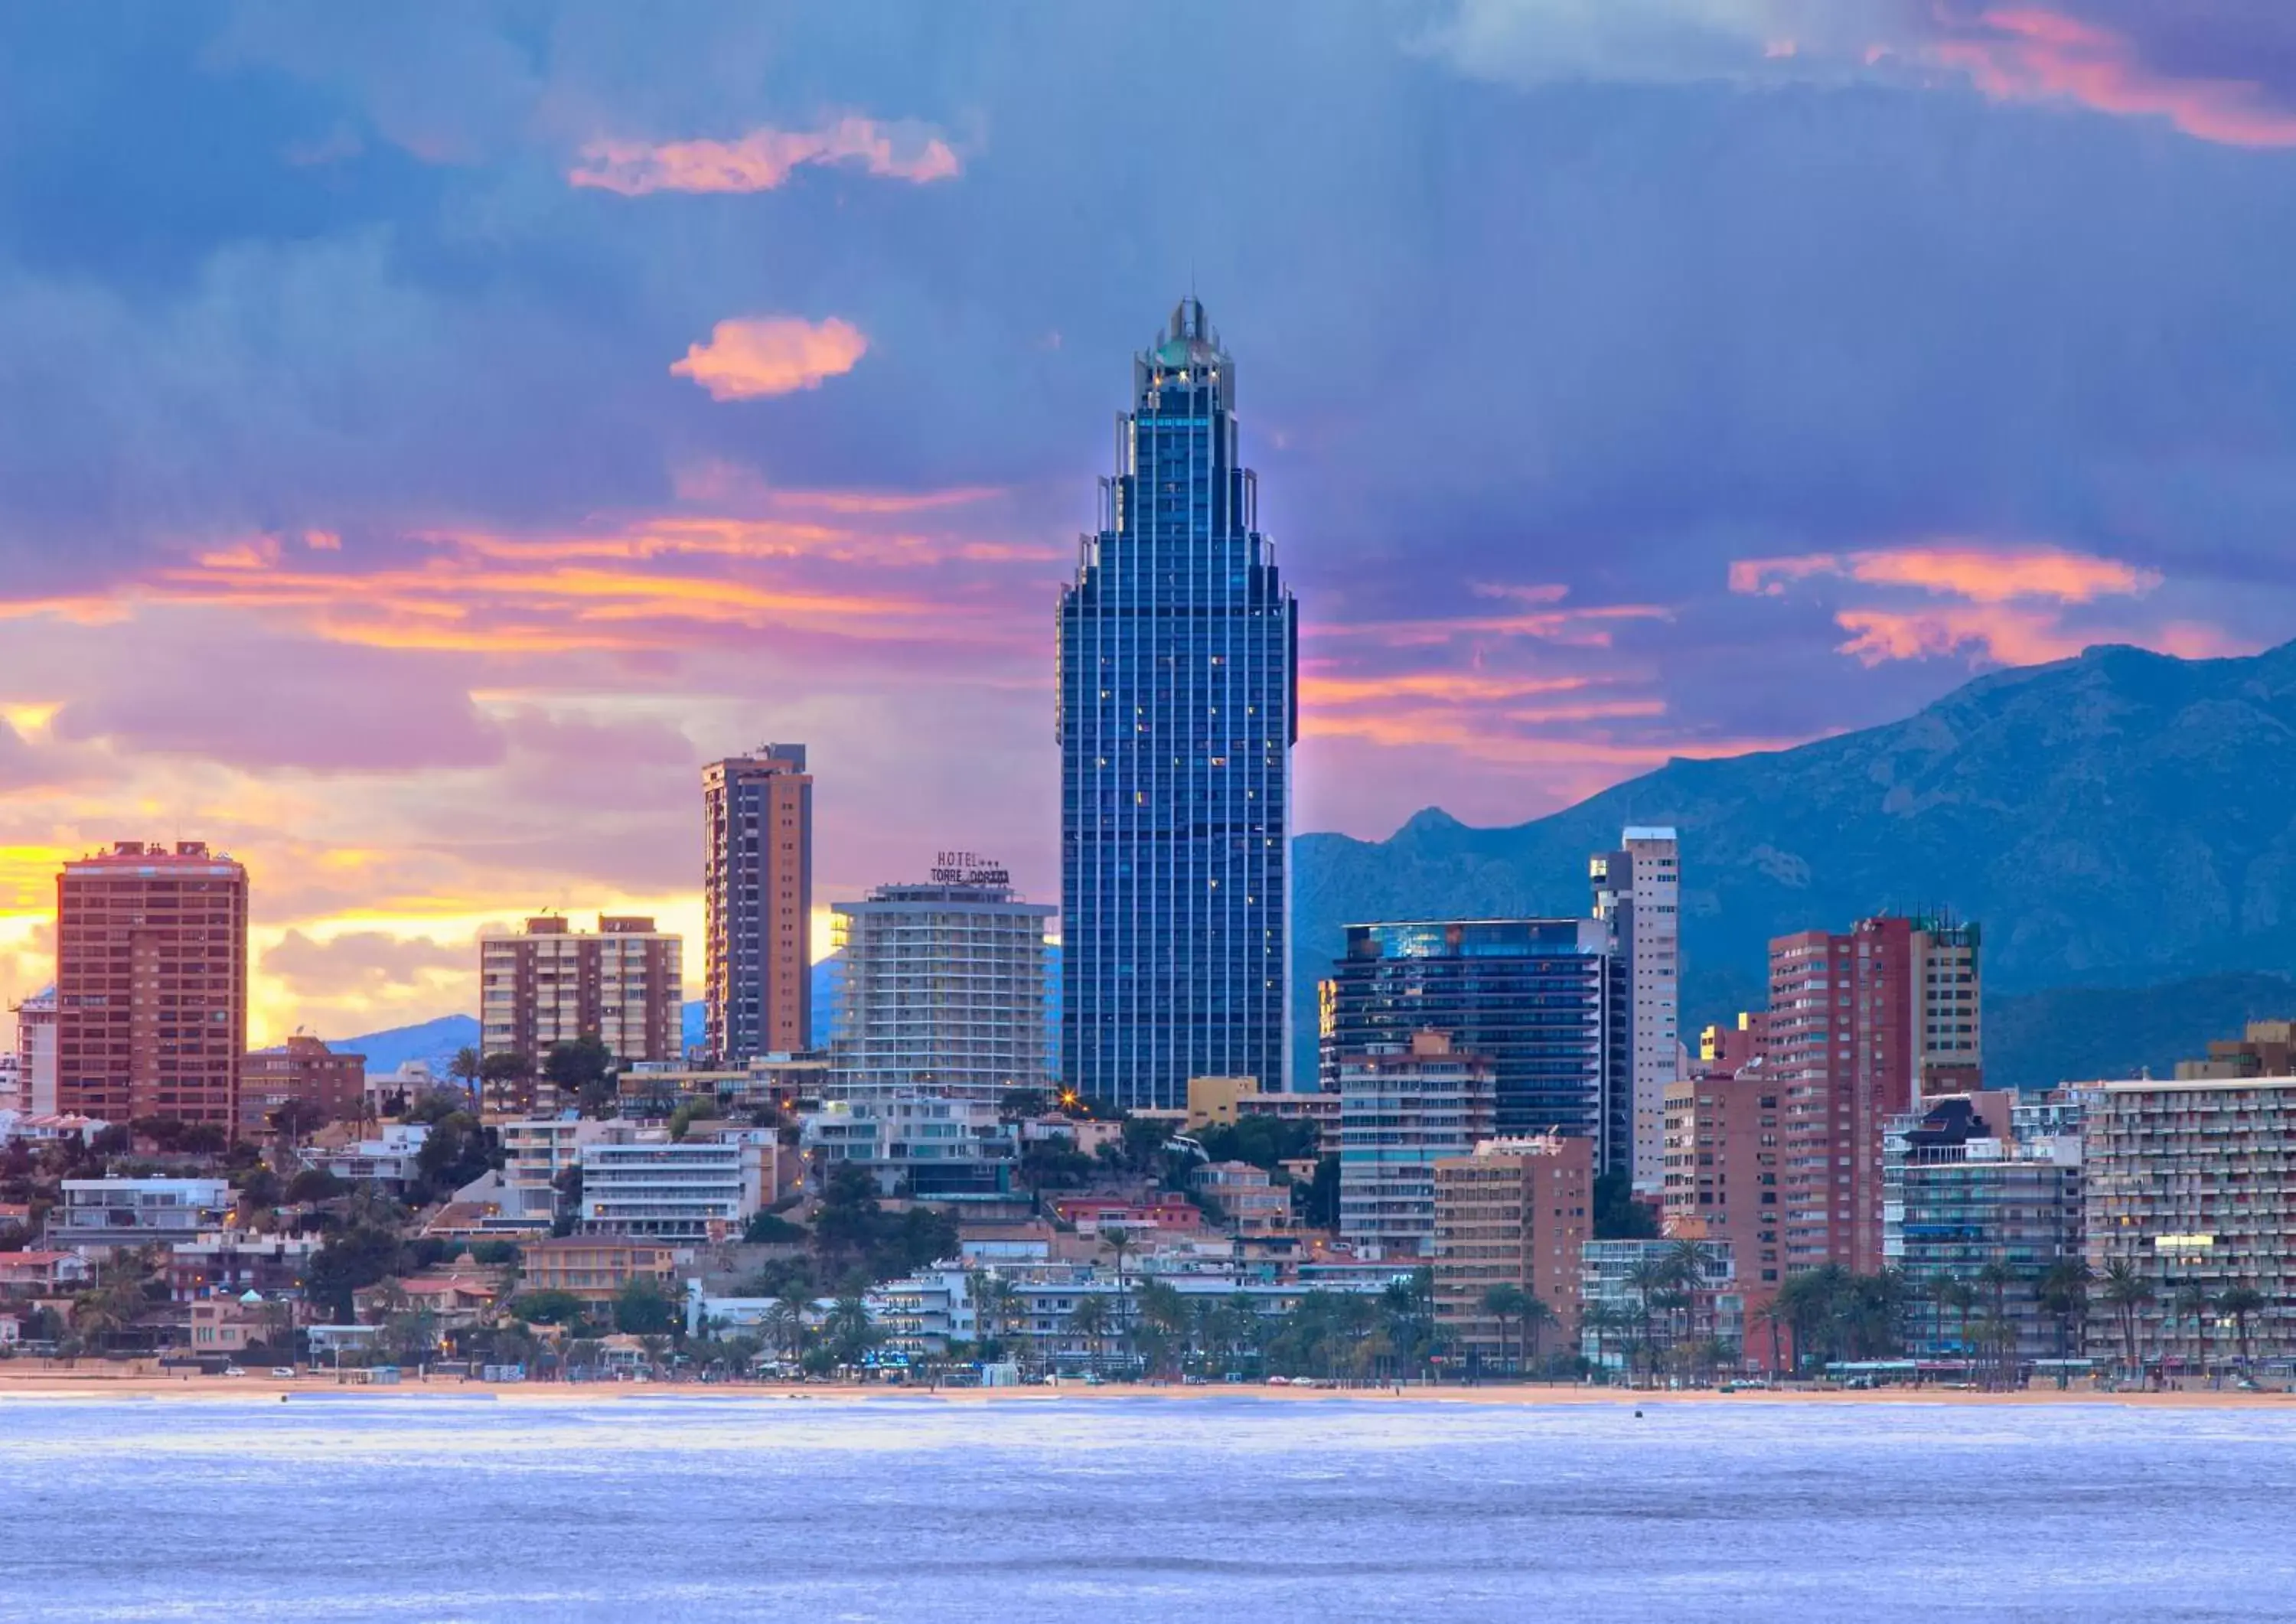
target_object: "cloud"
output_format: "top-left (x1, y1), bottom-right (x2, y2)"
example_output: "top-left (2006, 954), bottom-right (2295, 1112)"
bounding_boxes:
top-left (570, 116), bottom-right (961, 194)
top-left (670, 316), bottom-right (869, 400)
top-left (259, 927), bottom-right (469, 997)
top-left (1730, 544), bottom-right (2160, 603)
top-left (1932, 8), bottom-right (2296, 149)
top-left (1835, 605), bottom-right (2249, 666)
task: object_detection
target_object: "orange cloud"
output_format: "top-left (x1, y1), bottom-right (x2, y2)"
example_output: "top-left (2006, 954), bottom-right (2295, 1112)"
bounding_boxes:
top-left (1935, 8), bottom-right (2296, 148)
top-left (1835, 605), bottom-right (2252, 667)
top-left (1731, 543), bottom-right (2157, 603)
top-left (570, 117), bottom-right (960, 195)
top-left (670, 316), bottom-right (869, 400)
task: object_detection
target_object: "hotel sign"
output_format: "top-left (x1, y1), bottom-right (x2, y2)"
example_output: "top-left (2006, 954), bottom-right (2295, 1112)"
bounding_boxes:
top-left (931, 850), bottom-right (1010, 887)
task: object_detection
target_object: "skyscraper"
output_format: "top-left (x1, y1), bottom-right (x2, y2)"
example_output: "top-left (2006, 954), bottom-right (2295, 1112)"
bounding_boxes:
top-left (830, 853), bottom-right (1055, 1104)
top-left (55, 840), bottom-right (248, 1127)
top-left (703, 745), bottom-right (813, 1065)
top-left (1321, 918), bottom-right (1629, 1172)
top-left (1590, 827), bottom-right (1681, 1193)
top-left (1058, 298), bottom-right (1297, 1109)
top-left (1769, 911), bottom-right (1982, 1273)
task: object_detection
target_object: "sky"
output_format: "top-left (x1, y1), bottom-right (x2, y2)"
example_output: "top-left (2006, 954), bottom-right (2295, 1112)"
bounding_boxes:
top-left (5, 0), bottom-right (2296, 1046)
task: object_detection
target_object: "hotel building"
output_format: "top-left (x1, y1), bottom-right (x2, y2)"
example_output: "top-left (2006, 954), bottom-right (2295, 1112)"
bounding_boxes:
top-left (1662, 1067), bottom-right (1784, 1312)
top-left (55, 841), bottom-right (248, 1127)
top-left (829, 856), bottom-right (1055, 1104)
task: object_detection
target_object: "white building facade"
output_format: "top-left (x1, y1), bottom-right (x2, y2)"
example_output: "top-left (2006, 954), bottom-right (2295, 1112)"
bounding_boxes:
top-left (829, 863), bottom-right (1055, 1104)
top-left (1593, 827), bottom-right (1681, 1194)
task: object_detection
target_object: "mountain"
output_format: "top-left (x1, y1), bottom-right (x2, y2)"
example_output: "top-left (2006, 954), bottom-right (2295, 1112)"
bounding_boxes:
top-left (331, 1013), bottom-right (478, 1076)
top-left (1981, 971), bottom-right (2296, 1092)
top-left (1293, 641), bottom-right (2296, 1088)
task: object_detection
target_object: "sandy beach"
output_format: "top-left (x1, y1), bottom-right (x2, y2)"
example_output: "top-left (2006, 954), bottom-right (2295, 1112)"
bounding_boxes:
top-left (2, 1365), bottom-right (2288, 1408)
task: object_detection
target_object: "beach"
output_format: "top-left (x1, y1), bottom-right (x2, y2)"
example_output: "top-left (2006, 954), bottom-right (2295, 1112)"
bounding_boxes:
top-left (2, 1362), bottom-right (2287, 1408)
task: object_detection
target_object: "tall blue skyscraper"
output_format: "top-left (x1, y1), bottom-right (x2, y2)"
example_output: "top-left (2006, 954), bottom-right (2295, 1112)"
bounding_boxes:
top-left (1058, 298), bottom-right (1298, 1110)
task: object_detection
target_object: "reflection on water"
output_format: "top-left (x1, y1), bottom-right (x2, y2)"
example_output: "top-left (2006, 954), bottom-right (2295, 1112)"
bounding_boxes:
top-left (5, 1397), bottom-right (2293, 1622)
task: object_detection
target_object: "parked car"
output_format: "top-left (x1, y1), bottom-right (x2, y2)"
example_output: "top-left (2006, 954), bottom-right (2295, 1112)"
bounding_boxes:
top-left (270, 1367), bottom-right (296, 1378)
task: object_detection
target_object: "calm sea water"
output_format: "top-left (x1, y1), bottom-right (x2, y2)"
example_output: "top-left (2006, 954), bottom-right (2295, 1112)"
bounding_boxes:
top-left (3, 1394), bottom-right (2293, 1622)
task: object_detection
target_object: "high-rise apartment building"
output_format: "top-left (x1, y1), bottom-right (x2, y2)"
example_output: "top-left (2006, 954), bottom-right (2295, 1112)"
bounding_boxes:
top-left (239, 1033), bottom-right (367, 1136)
top-left (55, 841), bottom-right (248, 1127)
top-left (1883, 1093), bottom-right (2084, 1365)
top-left (11, 987), bottom-right (57, 1115)
top-left (2084, 1075), bottom-right (2296, 1367)
top-left (1058, 298), bottom-right (1297, 1110)
top-left (1338, 1030), bottom-right (1497, 1259)
top-left (1590, 827), bottom-right (1681, 1195)
top-left (703, 745), bottom-right (813, 1065)
top-left (830, 853), bottom-right (1055, 1104)
top-left (478, 915), bottom-right (682, 1068)
top-left (1432, 1133), bottom-right (1594, 1371)
top-left (1662, 1067), bottom-right (1784, 1310)
top-left (1322, 919), bottom-right (1628, 1172)
top-left (1767, 912), bottom-right (1981, 1274)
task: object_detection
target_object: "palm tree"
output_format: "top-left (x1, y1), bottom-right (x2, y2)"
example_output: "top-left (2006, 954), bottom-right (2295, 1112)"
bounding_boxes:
top-left (1479, 1283), bottom-right (1531, 1375)
top-left (1975, 1262), bottom-right (2020, 1388)
top-left (1625, 1255), bottom-right (1675, 1384)
top-left (1753, 1296), bottom-right (1790, 1378)
top-left (763, 1296), bottom-right (807, 1367)
top-left (2170, 1282), bottom-right (2213, 1380)
top-left (448, 1046), bottom-right (483, 1107)
top-left (2218, 1287), bottom-right (2266, 1374)
top-left (825, 1294), bottom-right (877, 1371)
top-left (1521, 1295), bottom-right (1557, 1375)
top-left (2037, 1261), bottom-right (2092, 1363)
top-left (1664, 1238), bottom-right (1712, 1343)
top-left (1936, 1279), bottom-right (1978, 1364)
top-left (2099, 1260), bottom-right (2154, 1382)
top-left (1067, 1295), bottom-right (1111, 1372)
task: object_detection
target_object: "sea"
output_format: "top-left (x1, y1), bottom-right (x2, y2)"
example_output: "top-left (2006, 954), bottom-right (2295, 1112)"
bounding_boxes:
top-left (3, 1394), bottom-right (2293, 1622)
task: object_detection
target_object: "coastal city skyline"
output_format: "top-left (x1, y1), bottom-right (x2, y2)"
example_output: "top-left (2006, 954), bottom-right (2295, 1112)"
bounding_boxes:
top-left (11, 7), bottom-right (2296, 1045)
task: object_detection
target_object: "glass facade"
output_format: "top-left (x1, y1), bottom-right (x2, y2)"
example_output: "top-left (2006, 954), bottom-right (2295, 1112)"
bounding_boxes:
top-left (1058, 298), bottom-right (1297, 1110)
top-left (1321, 919), bottom-right (1629, 1174)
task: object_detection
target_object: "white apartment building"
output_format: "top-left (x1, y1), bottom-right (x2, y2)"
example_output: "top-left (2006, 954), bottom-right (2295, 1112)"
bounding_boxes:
top-left (829, 864), bottom-right (1055, 1104)
top-left (498, 1116), bottom-right (621, 1224)
top-left (801, 1092), bottom-right (1018, 1202)
top-left (312, 1123), bottom-right (432, 1188)
top-left (579, 1130), bottom-right (773, 1244)
top-left (1593, 827), bottom-right (1680, 1195)
top-left (11, 988), bottom-right (57, 1115)
top-left (54, 1177), bottom-right (233, 1251)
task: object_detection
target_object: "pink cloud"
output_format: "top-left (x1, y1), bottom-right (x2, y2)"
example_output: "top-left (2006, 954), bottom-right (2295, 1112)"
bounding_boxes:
top-left (1835, 605), bottom-right (2253, 667)
top-left (1934, 8), bottom-right (2296, 148)
top-left (1730, 542), bottom-right (2157, 603)
top-left (670, 316), bottom-right (869, 400)
top-left (570, 117), bottom-right (960, 195)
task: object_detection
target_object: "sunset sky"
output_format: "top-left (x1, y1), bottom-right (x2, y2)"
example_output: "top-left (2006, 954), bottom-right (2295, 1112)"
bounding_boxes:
top-left (5, 2), bottom-right (2296, 1046)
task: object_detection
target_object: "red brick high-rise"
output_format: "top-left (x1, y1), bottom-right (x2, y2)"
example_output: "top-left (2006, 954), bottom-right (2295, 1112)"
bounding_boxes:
top-left (703, 746), bottom-right (812, 1064)
top-left (240, 1032), bottom-right (367, 1136)
top-left (1767, 913), bottom-right (1981, 1275)
top-left (56, 841), bottom-right (249, 1127)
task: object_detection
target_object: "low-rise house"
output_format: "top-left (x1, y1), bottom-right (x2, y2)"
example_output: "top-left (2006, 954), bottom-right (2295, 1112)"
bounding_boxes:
top-left (579, 1129), bottom-right (777, 1243)
top-left (1049, 1193), bottom-right (1202, 1236)
top-left (0, 1251), bottom-right (92, 1297)
top-left (356, 1270), bottom-right (500, 1332)
top-left (0, 1110), bottom-right (106, 1146)
top-left (311, 1123), bottom-right (431, 1189)
top-left (801, 1094), bottom-right (1018, 1202)
top-left (1192, 1161), bottom-right (1290, 1233)
top-left (517, 1237), bottom-right (678, 1303)
top-left (188, 1290), bottom-right (292, 1355)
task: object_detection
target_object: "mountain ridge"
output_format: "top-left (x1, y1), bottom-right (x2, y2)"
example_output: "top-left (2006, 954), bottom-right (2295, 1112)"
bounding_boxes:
top-left (1293, 638), bottom-right (2296, 1085)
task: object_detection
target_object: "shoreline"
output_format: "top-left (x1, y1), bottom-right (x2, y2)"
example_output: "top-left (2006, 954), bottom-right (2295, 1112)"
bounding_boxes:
top-left (2, 1368), bottom-right (2290, 1409)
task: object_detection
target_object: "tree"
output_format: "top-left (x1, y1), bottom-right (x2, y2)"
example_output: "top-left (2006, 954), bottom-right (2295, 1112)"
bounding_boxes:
top-left (303, 1225), bottom-right (406, 1323)
top-left (2170, 1281), bottom-right (2213, 1378)
top-left (2099, 1260), bottom-right (2154, 1381)
top-left (507, 1289), bottom-right (588, 1327)
top-left (1480, 1283), bottom-right (1531, 1375)
top-left (1753, 1296), bottom-right (1790, 1377)
top-left (543, 1035), bottom-right (618, 1118)
top-left (614, 1276), bottom-right (680, 1337)
top-left (478, 1051), bottom-right (536, 1111)
top-left (411, 1112), bottom-right (499, 1205)
top-left (284, 1168), bottom-right (345, 1205)
top-left (764, 1296), bottom-right (809, 1365)
top-left (2218, 1287), bottom-right (2266, 1371)
top-left (2037, 1261), bottom-right (2092, 1362)
top-left (824, 1294), bottom-right (878, 1368)
top-left (743, 1211), bottom-right (806, 1244)
top-left (448, 1045), bottom-right (483, 1105)
top-left (1066, 1295), bottom-right (1111, 1369)
top-left (267, 1099), bottom-right (328, 1146)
